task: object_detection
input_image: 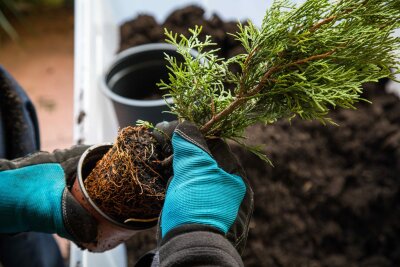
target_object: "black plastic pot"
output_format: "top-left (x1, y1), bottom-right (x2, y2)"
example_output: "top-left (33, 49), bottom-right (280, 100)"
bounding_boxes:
top-left (101, 43), bottom-right (197, 127)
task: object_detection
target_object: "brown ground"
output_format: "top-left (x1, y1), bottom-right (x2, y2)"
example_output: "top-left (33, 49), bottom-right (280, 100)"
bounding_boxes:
top-left (0, 7), bottom-right (75, 259)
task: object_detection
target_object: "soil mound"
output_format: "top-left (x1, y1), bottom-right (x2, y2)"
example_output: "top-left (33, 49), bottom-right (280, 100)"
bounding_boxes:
top-left (235, 80), bottom-right (400, 266)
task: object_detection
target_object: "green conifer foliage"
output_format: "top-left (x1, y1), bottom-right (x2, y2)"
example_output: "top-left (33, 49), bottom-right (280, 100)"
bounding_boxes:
top-left (158, 0), bottom-right (400, 161)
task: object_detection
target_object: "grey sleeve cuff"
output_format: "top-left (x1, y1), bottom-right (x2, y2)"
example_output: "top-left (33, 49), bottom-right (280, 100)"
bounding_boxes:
top-left (158, 224), bottom-right (244, 267)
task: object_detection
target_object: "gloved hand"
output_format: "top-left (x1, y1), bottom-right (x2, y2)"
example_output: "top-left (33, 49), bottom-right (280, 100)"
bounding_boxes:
top-left (154, 121), bottom-right (254, 254)
top-left (0, 145), bottom-right (97, 246)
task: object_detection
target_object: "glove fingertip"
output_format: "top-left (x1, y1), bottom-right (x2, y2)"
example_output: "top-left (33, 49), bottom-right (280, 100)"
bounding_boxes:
top-left (173, 122), bottom-right (212, 156)
top-left (153, 120), bottom-right (180, 156)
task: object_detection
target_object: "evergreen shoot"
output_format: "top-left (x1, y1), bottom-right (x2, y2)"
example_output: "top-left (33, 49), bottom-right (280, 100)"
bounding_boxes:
top-left (158, 0), bottom-right (400, 161)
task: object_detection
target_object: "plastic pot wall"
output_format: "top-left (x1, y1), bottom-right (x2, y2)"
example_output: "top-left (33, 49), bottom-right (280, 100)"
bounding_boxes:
top-left (71, 144), bottom-right (156, 252)
top-left (101, 43), bottom-right (195, 127)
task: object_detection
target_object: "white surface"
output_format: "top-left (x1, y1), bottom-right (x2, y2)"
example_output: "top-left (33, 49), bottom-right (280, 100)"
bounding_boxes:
top-left (69, 243), bottom-right (127, 267)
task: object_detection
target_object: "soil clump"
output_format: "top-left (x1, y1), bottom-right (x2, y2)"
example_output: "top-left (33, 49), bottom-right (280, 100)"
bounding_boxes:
top-left (84, 126), bottom-right (168, 223)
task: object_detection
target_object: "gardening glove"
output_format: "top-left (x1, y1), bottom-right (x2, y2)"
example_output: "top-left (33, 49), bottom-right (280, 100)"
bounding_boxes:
top-left (0, 145), bottom-right (98, 246)
top-left (153, 121), bottom-right (254, 254)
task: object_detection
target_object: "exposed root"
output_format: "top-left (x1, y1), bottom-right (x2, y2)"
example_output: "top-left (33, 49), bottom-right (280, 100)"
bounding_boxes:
top-left (84, 126), bottom-right (167, 222)
top-left (124, 217), bottom-right (159, 223)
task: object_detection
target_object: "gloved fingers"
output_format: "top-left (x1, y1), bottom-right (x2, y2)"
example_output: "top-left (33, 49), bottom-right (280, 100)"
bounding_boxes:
top-left (62, 189), bottom-right (98, 245)
top-left (173, 121), bottom-right (212, 155)
top-left (206, 139), bottom-right (245, 177)
top-left (153, 120), bottom-right (179, 156)
top-left (0, 152), bottom-right (53, 171)
top-left (156, 121), bottom-right (246, 178)
top-left (54, 145), bottom-right (90, 187)
top-left (173, 121), bottom-right (245, 177)
top-left (52, 145), bottom-right (90, 163)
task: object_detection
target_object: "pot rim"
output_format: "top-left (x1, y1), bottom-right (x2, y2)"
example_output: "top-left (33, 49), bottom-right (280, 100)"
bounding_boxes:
top-left (77, 143), bottom-right (156, 229)
top-left (100, 43), bottom-right (198, 107)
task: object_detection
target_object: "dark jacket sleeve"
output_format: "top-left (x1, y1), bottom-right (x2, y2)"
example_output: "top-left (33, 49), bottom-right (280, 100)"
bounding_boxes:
top-left (135, 225), bottom-right (244, 267)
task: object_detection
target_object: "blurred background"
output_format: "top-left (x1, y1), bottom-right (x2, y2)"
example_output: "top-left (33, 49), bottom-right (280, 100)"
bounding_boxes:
top-left (0, 1), bottom-right (399, 267)
top-left (0, 0), bottom-right (74, 151)
top-left (0, 0), bottom-right (74, 262)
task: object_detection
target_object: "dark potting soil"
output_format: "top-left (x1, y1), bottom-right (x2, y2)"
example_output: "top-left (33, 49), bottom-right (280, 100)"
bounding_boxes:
top-left (121, 6), bottom-right (400, 266)
top-left (234, 81), bottom-right (400, 267)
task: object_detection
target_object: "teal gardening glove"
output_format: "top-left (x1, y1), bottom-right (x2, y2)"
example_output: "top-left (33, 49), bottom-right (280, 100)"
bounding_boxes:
top-left (0, 146), bottom-right (97, 246)
top-left (154, 121), bottom-right (254, 254)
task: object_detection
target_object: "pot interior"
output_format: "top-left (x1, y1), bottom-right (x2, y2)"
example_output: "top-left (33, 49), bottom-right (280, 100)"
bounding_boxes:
top-left (78, 144), bottom-right (158, 229)
top-left (80, 146), bottom-right (111, 181)
top-left (106, 48), bottom-right (183, 100)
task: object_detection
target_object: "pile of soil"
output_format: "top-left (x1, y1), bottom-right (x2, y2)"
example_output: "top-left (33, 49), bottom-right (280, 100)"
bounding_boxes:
top-left (235, 81), bottom-right (400, 267)
top-left (119, 5), bottom-right (246, 59)
top-left (121, 6), bottom-right (400, 266)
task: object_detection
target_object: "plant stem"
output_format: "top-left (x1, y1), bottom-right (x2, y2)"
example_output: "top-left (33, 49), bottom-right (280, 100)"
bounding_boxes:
top-left (238, 47), bottom-right (259, 96)
top-left (309, 15), bottom-right (337, 32)
top-left (200, 49), bottom-right (336, 134)
top-left (160, 155), bottom-right (173, 168)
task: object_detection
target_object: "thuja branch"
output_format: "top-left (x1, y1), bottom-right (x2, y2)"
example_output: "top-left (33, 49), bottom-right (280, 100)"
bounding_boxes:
top-left (159, 0), bottom-right (400, 161)
top-left (309, 15), bottom-right (337, 32)
top-left (200, 49), bottom-right (336, 134)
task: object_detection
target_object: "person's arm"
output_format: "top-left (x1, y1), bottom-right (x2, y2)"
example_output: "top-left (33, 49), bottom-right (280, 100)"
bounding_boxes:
top-left (146, 121), bottom-right (254, 267)
top-left (0, 146), bottom-right (98, 247)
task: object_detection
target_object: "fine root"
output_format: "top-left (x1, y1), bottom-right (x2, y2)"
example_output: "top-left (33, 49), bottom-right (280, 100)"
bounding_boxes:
top-left (84, 126), bottom-right (167, 222)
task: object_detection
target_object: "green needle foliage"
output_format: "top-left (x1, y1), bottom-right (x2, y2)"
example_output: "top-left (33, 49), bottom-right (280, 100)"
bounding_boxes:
top-left (158, 0), bottom-right (400, 162)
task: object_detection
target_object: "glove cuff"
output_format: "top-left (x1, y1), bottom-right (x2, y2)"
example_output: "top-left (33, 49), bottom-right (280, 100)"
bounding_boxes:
top-left (0, 163), bottom-right (65, 234)
top-left (158, 224), bottom-right (244, 267)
